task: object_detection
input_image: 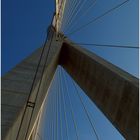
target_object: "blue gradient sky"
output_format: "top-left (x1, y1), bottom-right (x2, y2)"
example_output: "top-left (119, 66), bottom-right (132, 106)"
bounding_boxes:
top-left (2, 0), bottom-right (55, 75)
top-left (38, 67), bottom-right (125, 140)
top-left (65, 0), bottom-right (139, 77)
top-left (2, 0), bottom-right (139, 77)
top-left (2, 0), bottom-right (138, 77)
top-left (2, 0), bottom-right (138, 139)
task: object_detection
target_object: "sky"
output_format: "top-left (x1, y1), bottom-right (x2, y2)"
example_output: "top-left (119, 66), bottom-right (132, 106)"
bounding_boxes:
top-left (2, 0), bottom-right (138, 139)
top-left (62, 0), bottom-right (139, 78)
top-left (2, 0), bottom-right (139, 77)
top-left (37, 67), bottom-right (125, 140)
top-left (2, 0), bottom-right (55, 75)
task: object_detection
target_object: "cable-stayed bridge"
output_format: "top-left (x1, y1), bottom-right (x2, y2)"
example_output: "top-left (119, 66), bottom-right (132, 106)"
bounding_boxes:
top-left (2, 0), bottom-right (138, 140)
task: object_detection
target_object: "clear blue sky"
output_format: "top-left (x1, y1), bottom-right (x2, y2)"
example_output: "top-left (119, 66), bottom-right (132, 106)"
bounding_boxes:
top-left (2, 0), bottom-right (138, 76)
top-left (38, 67), bottom-right (125, 140)
top-left (2, 0), bottom-right (55, 75)
top-left (2, 0), bottom-right (138, 139)
top-left (64, 0), bottom-right (139, 78)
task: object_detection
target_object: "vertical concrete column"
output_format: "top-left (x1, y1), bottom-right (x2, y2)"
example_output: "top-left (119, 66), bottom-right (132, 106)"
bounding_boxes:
top-left (59, 42), bottom-right (139, 140)
top-left (2, 27), bottom-right (63, 140)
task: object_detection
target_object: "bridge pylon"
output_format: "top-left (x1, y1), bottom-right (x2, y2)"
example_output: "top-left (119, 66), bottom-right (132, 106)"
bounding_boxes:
top-left (2, 25), bottom-right (139, 140)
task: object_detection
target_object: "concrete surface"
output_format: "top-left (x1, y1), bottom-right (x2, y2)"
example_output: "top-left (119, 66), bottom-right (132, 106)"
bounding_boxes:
top-left (2, 26), bottom-right (63, 140)
top-left (2, 28), bottom-right (139, 140)
top-left (59, 41), bottom-right (139, 140)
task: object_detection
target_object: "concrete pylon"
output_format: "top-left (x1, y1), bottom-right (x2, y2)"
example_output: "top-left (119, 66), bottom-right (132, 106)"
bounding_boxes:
top-left (2, 26), bottom-right (63, 140)
top-left (60, 41), bottom-right (139, 140)
top-left (2, 27), bottom-right (139, 140)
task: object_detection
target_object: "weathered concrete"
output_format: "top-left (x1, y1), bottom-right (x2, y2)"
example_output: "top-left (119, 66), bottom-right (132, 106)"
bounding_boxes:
top-left (59, 41), bottom-right (139, 140)
top-left (2, 28), bottom-right (139, 140)
top-left (1, 27), bottom-right (63, 140)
